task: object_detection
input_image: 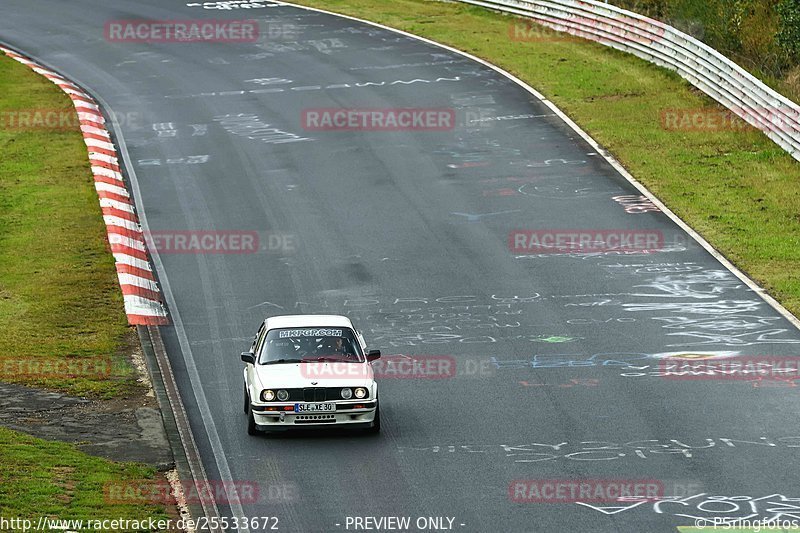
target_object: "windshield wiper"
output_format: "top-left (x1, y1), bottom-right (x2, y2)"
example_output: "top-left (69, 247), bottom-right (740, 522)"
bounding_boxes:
top-left (262, 358), bottom-right (303, 365)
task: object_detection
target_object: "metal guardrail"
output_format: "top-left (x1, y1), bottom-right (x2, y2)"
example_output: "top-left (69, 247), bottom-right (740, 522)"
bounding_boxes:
top-left (456, 0), bottom-right (800, 161)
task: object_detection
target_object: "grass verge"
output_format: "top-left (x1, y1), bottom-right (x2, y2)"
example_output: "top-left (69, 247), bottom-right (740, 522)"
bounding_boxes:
top-left (0, 427), bottom-right (170, 529)
top-left (287, 0), bottom-right (800, 316)
top-left (0, 54), bottom-right (135, 398)
top-left (0, 55), bottom-right (169, 524)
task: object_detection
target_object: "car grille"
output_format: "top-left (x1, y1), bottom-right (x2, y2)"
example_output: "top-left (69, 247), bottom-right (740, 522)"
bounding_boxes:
top-left (264, 388), bottom-right (368, 402)
top-left (283, 388), bottom-right (346, 401)
top-left (303, 388), bottom-right (328, 402)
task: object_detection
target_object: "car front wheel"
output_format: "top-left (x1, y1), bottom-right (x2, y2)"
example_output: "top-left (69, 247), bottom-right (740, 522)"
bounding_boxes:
top-left (245, 391), bottom-right (259, 436)
top-left (365, 404), bottom-right (380, 435)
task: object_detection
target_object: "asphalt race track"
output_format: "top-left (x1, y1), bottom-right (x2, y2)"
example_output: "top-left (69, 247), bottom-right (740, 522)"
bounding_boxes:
top-left (3, 1), bottom-right (800, 531)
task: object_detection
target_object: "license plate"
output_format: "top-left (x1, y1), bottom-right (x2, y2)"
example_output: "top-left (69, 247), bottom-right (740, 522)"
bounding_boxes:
top-left (295, 402), bottom-right (335, 413)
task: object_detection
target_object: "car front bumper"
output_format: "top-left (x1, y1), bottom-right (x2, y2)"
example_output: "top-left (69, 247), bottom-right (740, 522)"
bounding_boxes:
top-left (250, 400), bottom-right (377, 431)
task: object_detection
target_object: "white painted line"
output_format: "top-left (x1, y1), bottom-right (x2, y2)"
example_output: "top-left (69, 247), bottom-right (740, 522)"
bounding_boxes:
top-left (84, 138), bottom-right (116, 151)
top-left (279, 0), bottom-right (800, 332)
top-left (100, 197), bottom-right (136, 213)
top-left (90, 154), bottom-right (119, 166)
top-left (8, 57), bottom-right (36, 66)
top-left (32, 65), bottom-right (64, 77)
top-left (78, 111), bottom-right (105, 123)
top-left (123, 294), bottom-right (167, 315)
top-left (108, 232), bottom-right (147, 251)
top-left (92, 165), bottom-right (124, 181)
top-left (59, 86), bottom-right (87, 96)
top-left (95, 181), bottom-right (130, 197)
top-left (97, 91), bottom-right (244, 532)
top-left (82, 124), bottom-right (110, 137)
top-left (55, 81), bottom-right (81, 91)
top-left (103, 214), bottom-right (141, 232)
top-left (74, 101), bottom-right (101, 112)
top-left (119, 273), bottom-right (160, 292)
top-left (112, 254), bottom-right (154, 272)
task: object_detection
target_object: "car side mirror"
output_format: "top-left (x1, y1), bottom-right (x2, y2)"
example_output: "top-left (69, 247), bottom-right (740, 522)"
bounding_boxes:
top-left (367, 350), bottom-right (381, 361)
top-left (241, 351), bottom-right (256, 364)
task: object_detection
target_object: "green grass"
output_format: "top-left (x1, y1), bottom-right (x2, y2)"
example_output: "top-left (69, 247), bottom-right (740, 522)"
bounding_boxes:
top-left (0, 55), bottom-right (168, 529)
top-left (0, 56), bottom-right (166, 520)
top-left (0, 55), bottom-right (134, 398)
top-left (286, 0), bottom-right (800, 317)
top-left (0, 427), bottom-right (169, 530)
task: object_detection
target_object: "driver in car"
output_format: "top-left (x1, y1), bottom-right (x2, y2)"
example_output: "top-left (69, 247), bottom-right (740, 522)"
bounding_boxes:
top-left (318, 336), bottom-right (354, 361)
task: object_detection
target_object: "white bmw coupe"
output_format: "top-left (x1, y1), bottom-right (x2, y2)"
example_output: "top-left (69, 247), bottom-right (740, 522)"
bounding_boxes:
top-left (242, 315), bottom-right (381, 435)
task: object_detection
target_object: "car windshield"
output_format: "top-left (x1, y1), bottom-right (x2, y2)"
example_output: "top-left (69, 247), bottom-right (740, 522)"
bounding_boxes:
top-left (259, 327), bottom-right (364, 364)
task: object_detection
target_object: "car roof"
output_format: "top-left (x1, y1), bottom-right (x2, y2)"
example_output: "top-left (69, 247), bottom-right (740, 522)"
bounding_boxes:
top-left (264, 314), bottom-right (355, 330)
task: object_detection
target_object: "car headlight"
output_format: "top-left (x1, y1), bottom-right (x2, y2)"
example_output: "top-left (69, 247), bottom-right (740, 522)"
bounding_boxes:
top-left (277, 389), bottom-right (289, 401)
top-left (354, 387), bottom-right (367, 399)
top-left (261, 389), bottom-right (275, 402)
top-left (340, 387), bottom-right (353, 400)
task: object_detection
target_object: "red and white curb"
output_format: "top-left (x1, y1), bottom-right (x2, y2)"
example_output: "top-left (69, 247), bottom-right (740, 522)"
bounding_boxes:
top-left (1, 46), bottom-right (169, 326)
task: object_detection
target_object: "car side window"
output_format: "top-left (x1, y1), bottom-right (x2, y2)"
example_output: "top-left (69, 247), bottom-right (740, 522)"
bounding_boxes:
top-left (253, 324), bottom-right (267, 355)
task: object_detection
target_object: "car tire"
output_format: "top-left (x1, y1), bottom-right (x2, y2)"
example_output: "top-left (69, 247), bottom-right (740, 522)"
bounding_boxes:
top-left (246, 392), bottom-right (259, 436)
top-left (247, 408), bottom-right (259, 436)
top-left (365, 404), bottom-right (381, 435)
top-left (243, 384), bottom-right (249, 415)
